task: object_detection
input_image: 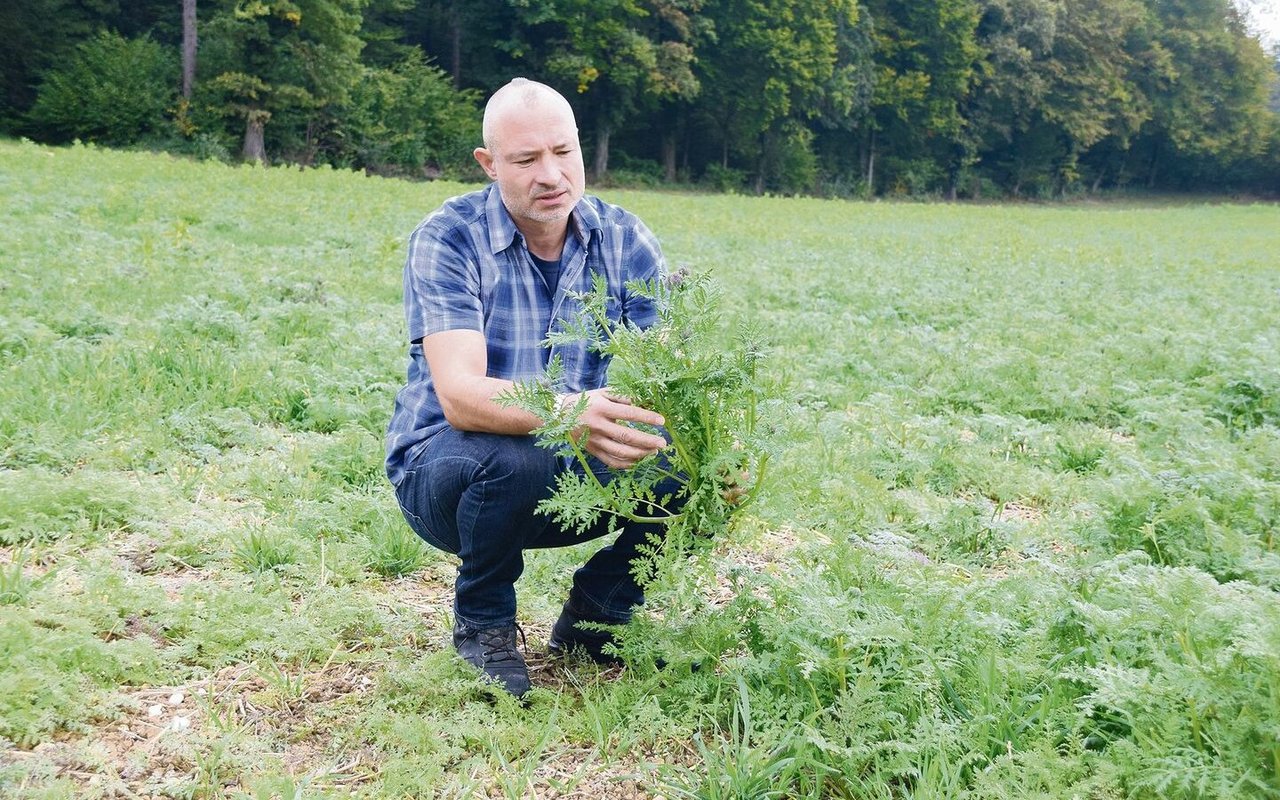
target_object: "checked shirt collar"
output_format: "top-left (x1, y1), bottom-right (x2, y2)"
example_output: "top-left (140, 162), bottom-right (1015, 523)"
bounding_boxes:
top-left (481, 183), bottom-right (603, 261)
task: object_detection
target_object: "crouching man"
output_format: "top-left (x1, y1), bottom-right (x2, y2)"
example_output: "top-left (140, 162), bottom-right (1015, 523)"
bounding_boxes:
top-left (385, 78), bottom-right (674, 698)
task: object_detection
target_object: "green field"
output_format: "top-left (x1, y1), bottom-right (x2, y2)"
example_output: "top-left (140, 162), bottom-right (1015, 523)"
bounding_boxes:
top-left (2, 139), bottom-right (1279, 799)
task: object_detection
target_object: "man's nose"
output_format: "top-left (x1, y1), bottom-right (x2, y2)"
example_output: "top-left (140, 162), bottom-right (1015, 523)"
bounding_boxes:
top-left (532, 155), bottom-right (558, 185)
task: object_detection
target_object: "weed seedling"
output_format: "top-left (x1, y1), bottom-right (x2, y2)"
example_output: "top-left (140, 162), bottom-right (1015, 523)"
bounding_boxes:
top-left (255, 659), bottom-right (306, 708)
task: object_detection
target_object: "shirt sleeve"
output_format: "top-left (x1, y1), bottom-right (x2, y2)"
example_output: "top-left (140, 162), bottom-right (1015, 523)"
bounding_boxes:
top-left (403, 217), bottom-right (484, 343)
top-left (621, 216), bottom-right (666, 330)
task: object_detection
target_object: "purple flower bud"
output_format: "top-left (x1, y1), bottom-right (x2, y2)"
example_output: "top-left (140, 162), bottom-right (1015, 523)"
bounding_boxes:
top-left (663, 266), bottom-right (691, 290)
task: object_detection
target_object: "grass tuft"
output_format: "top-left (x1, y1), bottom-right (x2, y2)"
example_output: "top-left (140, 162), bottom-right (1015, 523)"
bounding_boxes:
top-left (232, 528), bottom-right (299, 574)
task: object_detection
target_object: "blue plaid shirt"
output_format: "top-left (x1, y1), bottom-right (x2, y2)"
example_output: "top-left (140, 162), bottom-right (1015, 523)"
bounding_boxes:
top-left (385, 184), bottom-right (666, 486)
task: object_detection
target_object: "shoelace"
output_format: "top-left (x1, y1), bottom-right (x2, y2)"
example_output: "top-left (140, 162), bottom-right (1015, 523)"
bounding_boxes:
top-left (478, 625), bottom-right (526, 663)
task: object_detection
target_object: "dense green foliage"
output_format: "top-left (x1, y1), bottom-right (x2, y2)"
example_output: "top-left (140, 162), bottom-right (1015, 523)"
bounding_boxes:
top-left (3, 142), bottom-right (1279, 797)
top-left (500, 270), bottom-right (773, 613)
top-left (25, 31), bottom-right (176, 146)
top-left (1, 0), bottom-right (1277, 194)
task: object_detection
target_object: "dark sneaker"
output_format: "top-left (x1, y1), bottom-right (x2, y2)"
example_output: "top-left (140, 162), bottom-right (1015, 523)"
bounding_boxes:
top-left (547, 605), bottom-right (624, 666)
top-left (453, 623), bottom-right (530, 698)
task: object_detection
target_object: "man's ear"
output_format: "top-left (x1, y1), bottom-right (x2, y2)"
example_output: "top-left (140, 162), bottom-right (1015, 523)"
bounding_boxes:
top-left (473, 147), bottom-right (498, 180)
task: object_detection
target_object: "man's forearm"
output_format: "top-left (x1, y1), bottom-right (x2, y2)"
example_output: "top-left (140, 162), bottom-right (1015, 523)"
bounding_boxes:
top-left (440, 381), bottom-right (666, 471)
top-left (437, 375), bottom-right (543, 435)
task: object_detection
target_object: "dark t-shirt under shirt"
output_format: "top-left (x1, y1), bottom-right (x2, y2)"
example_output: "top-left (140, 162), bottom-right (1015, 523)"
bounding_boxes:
top-left (529, 252), bottom-right (561, 295)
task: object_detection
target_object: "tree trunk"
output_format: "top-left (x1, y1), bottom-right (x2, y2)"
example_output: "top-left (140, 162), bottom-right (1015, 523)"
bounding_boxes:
top-left (242, 110), bottom-right (269, 163)
top-left (720, 111), bottom-right (733, 169)
top-left (660, 107), bottom-right (683, 183)
top-left (593, 122), bottom-right (610, 181)
top-left (181, 0), bottom-right (197, 99)
top-left (662, 132), bottom-right (677, 183)
top-left (866, 128), bottom-right (876, 195)
top-left (946, 145), bottom-right (960, 201)
top-left (449, 4), bottom-right (462, 88)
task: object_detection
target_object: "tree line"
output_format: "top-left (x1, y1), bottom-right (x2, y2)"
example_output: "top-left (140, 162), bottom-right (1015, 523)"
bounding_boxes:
top-left (3, 0), bottom-right (1277, 197)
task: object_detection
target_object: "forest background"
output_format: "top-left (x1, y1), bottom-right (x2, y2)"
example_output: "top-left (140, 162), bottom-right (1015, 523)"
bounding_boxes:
top-left (1, 0), bottom-right (1279, 199)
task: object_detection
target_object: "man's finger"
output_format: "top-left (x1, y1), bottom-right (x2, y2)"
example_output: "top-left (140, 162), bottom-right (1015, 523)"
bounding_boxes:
top-left (586, 423), bottom-right (665, 465)
top-left (595, 435), bottom-right (662, 462)
top-left (600, 421), bottom-right (666, 451)
top-left (586, 439), bottom-right (647, 469)
top-left (606, 402), bottom-right (665, 429)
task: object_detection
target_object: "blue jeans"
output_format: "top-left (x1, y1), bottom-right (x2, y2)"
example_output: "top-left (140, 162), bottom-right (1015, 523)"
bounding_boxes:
top-left (393, 428), bottom-right (680, 631)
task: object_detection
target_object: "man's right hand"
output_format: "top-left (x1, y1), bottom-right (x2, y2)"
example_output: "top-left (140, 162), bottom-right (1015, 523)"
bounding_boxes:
top-left (564, 389), bottom-right (666, 469)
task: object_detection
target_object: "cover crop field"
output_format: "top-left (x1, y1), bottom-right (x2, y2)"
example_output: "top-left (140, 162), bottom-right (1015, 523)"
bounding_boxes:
top-left (1, 139), bottom-right (1278, 799)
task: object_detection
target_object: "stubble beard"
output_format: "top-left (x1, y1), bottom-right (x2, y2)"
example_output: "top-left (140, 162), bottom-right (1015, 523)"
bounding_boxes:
top-left (506, 183), bottom-right (578, 225)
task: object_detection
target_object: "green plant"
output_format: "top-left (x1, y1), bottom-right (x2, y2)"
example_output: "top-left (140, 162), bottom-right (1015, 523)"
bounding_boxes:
top-left (362, 523), bottom-right (426, 578)
top-left (501, 269), bottom-right (772, 541)
top-left (499, 270), bottom-right (775, 615)
top-left (1054, 438), bottom-right (1108, 474)
top-left (1212, 379), bottom-right (1278, 438)
top-left (703, 163), bottom-right (746, 193)
top-left (255, 659), bottom-right (306, 707)
top-left (232, 528), bottom-right (298, 574)
top-left (0, 469), bottom-right (144, 545)
top-left (654, 677), bottom-right (798, 800)
top-left (484, 712), bottom-right (563, 800)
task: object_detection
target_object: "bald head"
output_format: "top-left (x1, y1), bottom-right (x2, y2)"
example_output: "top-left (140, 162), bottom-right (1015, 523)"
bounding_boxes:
top-left (473, 77), bottom-right (586, 235)
top-left (481, 78), bottom-right (577, 153)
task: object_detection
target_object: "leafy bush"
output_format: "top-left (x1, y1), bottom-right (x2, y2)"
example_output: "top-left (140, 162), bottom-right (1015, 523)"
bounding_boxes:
top-left (27, 31), bottom-right (176, 145)
top-left (1211, 378), bottom-right (1279, 437)
top-left (1090, 470), bottom-right (1280, 588)
top-left (882, 156), bottom-right (946, 197)
top-left (601, 154), bottom-right (667, 188)
top-left (1061, 558), bottom-right (1280, 797)
top-left (343, 55), bottom-right (481, 177)
top-left (703, 162), bottom-right (747, 193)
top-left (759, 121), bottom-right (818, 195)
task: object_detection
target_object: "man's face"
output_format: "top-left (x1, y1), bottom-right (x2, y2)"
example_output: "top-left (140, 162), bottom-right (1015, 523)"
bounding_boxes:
top-left (475, 100), bottom-right (586, 230)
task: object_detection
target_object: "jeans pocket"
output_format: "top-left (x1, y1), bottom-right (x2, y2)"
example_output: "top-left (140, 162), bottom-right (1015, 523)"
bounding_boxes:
top-left (395, 472), bottom-right (457, 555)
